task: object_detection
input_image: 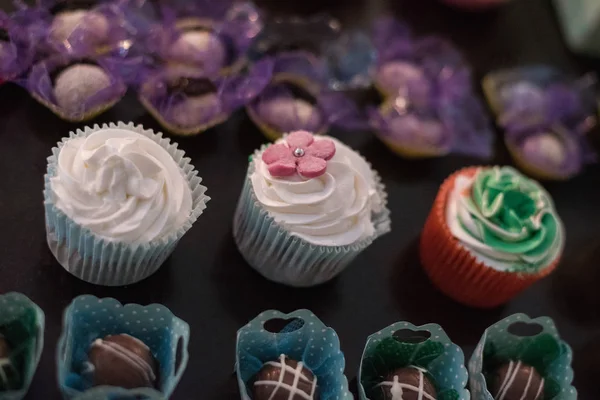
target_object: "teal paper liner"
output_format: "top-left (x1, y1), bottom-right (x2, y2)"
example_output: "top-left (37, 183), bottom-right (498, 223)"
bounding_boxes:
top-left (469, 313), bottom-right (576, 400)
top-left (57, 295), bottom-right (190, 400)
top-left (235, 309), bottom-right (352, 400)
top-left (0, 293), bottom-right (44, 400)
top-left (232, 146), bottom-right (391, 287)
top-left (44, 122), bottom-right (210, 286)
top-left (358, 321), bottom-right (469, 400)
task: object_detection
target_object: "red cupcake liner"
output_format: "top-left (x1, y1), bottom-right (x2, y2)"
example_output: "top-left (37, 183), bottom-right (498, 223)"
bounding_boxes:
top-left (419, 166), bottom-right (560, 308)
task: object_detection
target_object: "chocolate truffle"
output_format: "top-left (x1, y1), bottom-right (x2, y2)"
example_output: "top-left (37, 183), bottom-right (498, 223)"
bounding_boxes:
top-left (53, 64), bottom-right (111, 113)
top-left (253, 354), bottom-right (319, 400)
top-left (489, 361), bottom-right (544, 400)
top-left (522, 133), bottom-right (566, 167)
top-left (88, 334), bottom-right (158, 389)
top-left (375, 366), bottom-right (437, 400)
top-left (50, 10), bottom-right (109, 45)
top-left (258, 97), bottom-right (322, 132)
top-left (171, 30), bottom-right (226, 70)
top-left (0, 334), bottom-right (19, 391)
top-left (167, 77), bottom-right (220, 128)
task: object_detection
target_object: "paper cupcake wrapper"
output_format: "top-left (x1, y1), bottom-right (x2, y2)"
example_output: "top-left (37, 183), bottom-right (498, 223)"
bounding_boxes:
top-left (469, 314), bottom-right (576, 399)
top-left (44, 122), bottom-right (210, 286)
top-left (233, 147), bottom-right (390, 287)
top-left (27, 55), bottom-right (127, 122)
top-left (419, 167), bottom-right (560, 308)
top-left (236, 309), bottom-right (352, 400)
top-left (358, 321), bottom-right (469, 400)
top-left (0, 293), bottom-right (44, 400)
top-left (57, 295), bottom-right (189, 400)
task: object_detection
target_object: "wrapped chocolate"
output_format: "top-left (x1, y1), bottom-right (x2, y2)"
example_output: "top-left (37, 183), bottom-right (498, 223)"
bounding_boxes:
top-left (247, 53), bottom-right (368, 141)
top-left (26, 54), bottom-right (126, 121)
top-left (0, 292), bottom-right (45, 400)
top-left (139, 62), bottom-right (271, 135)
top-left (469, 314), bottom-right (576, 399)
top-left (358, 321), bottom-right (469, 400)
top-left (236, 309), bottom-right (352, 400)
top-left (483, 65), bottom-right (597, 179)
top-left (58, 295), bottom-right (190, 399)
top-left (0, 11), bottom-right (37, 81)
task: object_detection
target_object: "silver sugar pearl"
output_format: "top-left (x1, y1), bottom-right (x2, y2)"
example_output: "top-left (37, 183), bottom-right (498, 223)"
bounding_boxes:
top-left (293, 148), bottom-right (305, 157)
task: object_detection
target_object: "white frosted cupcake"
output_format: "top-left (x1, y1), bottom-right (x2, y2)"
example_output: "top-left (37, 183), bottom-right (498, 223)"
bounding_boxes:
top-left (233, 130), bottom-right (390, 286)
top-left (44, 122), bottom-right (210, 286)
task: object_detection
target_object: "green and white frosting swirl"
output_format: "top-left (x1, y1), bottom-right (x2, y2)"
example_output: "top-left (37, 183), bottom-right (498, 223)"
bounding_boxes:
top-left (446, 166), bottom-right (564, 273)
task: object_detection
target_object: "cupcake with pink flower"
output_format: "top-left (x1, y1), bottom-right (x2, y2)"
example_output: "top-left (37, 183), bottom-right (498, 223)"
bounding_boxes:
top-left (233, 130), bottom-right (391, 287)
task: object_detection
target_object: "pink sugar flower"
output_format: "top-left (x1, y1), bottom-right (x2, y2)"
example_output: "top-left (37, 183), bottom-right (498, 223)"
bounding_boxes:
top-left (262, 131), bottom-right (336, 178)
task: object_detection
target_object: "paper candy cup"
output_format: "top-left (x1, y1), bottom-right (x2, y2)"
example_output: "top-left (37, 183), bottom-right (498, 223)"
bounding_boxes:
top-left (469, 313), bottom-right (576, 399)
top-left (57, 295), bottom-right (189, 400)
top-left (233, 150), bottom-right (391, 287)
top-left (236, 309), bottom-right (352, 400)
top-left (358, 321), bottom-right (469, 400)
top-left (44, 122), bottom-right (210, 286)
top-left (419, 167), bottom-right (560, 308)
top-left (0, 293), bottom-right (44, 400)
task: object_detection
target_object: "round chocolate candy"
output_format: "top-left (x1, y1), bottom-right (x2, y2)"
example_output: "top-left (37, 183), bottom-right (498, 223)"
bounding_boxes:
top-left (253, 354), bottom-right (319, 400)
top-left (53, 63), bottom-right (111, 114)
top-left (0, 334), bottom-right (19, 391)
top-left (171, 30), bottom-right (227, 71)
top-left (50, 10), bottom-right (109, 45)
top-left (489, 361), bottom-right (544, 400)
top-left (88, 334), bottom-right (158, 389)
top-left (167, 76), bottom-right (220, 128)
top-left (522, 133), bottom-right (566, 167)
top-left (375, 366), bottom-right (437, 400)
top-left (258, 97), bottom-right (323, 133)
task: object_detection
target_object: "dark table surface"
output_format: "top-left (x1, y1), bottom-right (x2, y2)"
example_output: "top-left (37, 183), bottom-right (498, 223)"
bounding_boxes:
top-left (1, 0), bottom-right (599, 399)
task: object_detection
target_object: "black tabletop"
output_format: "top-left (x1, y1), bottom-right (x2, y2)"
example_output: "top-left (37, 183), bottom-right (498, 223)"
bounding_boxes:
top-left (1, 0), bottom-right (599, 399)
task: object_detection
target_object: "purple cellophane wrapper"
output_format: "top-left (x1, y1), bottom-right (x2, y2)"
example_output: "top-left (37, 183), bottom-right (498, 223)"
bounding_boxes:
top-left (371, 17), bottom-right (412, 67)
top-left (27, 54), bottom-right (127, 120)
top-left (0, 11), bottom-right (37, 80)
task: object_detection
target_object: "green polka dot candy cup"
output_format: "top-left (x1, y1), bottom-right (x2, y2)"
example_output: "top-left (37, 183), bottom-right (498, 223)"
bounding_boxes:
top-left (236, 309), bottom-right (352, 400)
top-left (358, 321), bottom-right (469, 400)
top-left (57, 295), bottom-right (190, 400)
top-left (0, 293), bottom-right (44, 400)
top-left (469, 313), bottom-right (576, 400)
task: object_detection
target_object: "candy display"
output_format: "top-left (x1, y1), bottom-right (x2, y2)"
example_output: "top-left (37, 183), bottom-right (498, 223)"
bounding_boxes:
top-left (483, 65), bottom-right (597, 180)
top-left (469, 314), bottom-right (576, 400)
top-left (233, 130), bottom-right (390, 286)
top-left (44, 122), bottom-right (210, 286)
top-left (358, 321), bottom-right (469, 400)
top-left (0, 293), bottom-right (45, 400)
top-left (236, 309), bottom-right (351, 400)
top-left (58, 295), bottom-right (189, 399)
top-left (420, 166), bottom-right (565, 308)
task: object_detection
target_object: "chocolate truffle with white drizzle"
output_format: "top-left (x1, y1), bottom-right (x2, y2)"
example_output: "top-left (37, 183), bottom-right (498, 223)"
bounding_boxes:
top-left (88, 334), bottom-right (158, 389)
top-left (489, 361), bottom-right (544, 400)
top-left (377, 366), bottom-right (437, 400)
top-left (253, 354), bottom-right (319, 400)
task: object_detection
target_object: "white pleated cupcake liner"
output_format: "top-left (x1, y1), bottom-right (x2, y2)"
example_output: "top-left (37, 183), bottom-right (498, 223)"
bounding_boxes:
top-left (44, 122), bottom-right (210, 286)
top-left (233, 148), bottom-right (391, 287)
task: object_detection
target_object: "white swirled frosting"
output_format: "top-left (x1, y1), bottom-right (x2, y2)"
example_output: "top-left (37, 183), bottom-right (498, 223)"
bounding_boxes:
top-left (51, 128), bottom-right (192, 243)
top-left (251, 136), bottom-right (382, 246)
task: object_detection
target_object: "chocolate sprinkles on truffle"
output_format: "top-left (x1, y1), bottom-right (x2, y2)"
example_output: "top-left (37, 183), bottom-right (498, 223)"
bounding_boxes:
top-left (253, 354), bottom-right (318, 400)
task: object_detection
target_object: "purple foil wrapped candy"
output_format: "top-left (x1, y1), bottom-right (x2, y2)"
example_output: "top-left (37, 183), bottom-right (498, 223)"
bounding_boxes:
top-left (139, 62), bottom-right (270, 135)
top-left (0, 11), bottom-right (37, 81)
top-left (27, 54), bottom-right (126, 121)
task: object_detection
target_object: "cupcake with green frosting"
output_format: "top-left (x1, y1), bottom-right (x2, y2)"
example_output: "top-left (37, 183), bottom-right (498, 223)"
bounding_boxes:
top-left (420, 166), bottom-right (565, 308)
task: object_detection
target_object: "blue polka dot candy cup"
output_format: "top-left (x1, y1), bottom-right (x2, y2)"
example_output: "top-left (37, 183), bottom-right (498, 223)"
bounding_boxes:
top-left (236, 309), bottom-right (352, 400)
top-left (57, 295), bottom-right (190, 400)
top-left (468, 313), bottom-right (576, 400)
top-left (0, 293), bottom-right (45, 400)
top-left (358, 321), bottom-right (469, 400)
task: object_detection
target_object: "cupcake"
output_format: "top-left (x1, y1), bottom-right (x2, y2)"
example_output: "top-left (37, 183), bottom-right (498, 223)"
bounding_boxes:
top-left (233, 130), bottom-right (390, 287)
top-left (27, 55), bottom-right (126, 122)
top-left (0, 293), bottom-right (44, 400)
top-left (483, 65), bottom-right (597, 180)
top-left (236, 309), bottom-right (352, 400)
top-left (420, 166), bottom-right (564, 308)
top-left (358, 321), bottom-right (469, 400)
top-left (469, 314), bottom-right (576, 400)
top-left (58, 295), bottom-right (189, 399)
top-left (44, 122), bottom-right (210, 286)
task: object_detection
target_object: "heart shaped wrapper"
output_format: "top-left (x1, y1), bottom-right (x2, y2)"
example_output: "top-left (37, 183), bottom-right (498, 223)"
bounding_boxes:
top-left (469, 313), bottom-right (576, 400)
top-left (57, 295), bottom-right (189, 400)
top-left (236, 309), bottom-right (352, 400)
top-left (0, 293), bottom-right (44, 400)
top-left (358, 321), bottom-right (469, 400)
